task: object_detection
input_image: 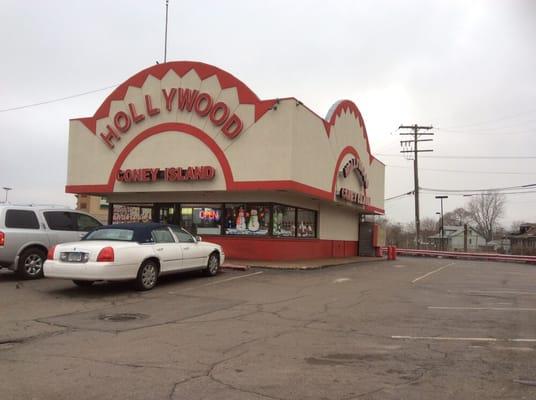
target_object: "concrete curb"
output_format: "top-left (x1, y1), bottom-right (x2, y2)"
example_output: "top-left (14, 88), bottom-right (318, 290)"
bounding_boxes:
top-left (223, 257), bottom-right (388, 271)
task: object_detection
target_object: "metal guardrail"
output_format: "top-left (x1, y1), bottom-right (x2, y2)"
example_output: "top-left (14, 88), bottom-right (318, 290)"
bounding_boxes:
top-left (382, 247), bottom-right (536, 265)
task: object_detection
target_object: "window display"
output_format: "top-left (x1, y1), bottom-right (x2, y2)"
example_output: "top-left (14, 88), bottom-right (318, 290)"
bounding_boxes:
top-left (273, 205), bottom-right (296, 237)
top-left (297, 209), bottom-right (316, 237)
top-left (112, 205), bottom-right (152, 223)
top-left (181, 206), bottom-right (222, 235)
top-left (225, 204), bottom-right (270, 236)
top-left (110, 202), bottom-right (316, 238)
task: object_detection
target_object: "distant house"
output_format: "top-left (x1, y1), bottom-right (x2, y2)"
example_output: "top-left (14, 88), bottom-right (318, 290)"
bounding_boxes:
top-left (486, 238), bottom-right (511, 254)
top-left (429, 225), bottom-right (486, 251)
top-left (509, 223), bottom-right (536, 255)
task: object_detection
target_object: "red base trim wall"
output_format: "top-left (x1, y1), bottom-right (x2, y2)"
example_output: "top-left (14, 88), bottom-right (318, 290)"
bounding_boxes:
top-left (206, 236), bottom-right (358, 261)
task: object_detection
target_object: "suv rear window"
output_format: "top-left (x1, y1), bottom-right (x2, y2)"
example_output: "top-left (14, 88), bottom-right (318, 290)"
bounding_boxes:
top-left (5, 210), bottom-right (40, 229)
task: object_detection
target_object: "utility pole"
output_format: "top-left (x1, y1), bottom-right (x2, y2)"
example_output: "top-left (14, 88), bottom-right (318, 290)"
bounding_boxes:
top-left (399, 124), bottom-right (434, 249)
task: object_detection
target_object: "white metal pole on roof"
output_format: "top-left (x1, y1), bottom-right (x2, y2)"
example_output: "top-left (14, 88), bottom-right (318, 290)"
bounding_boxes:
top-left (164, 0), bottom-right (169, 63)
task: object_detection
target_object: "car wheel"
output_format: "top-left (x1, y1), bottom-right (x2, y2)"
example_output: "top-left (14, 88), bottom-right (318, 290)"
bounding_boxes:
top-left (135, 260), bottom-right (159, 291)
top-left (72, 280), bottom-right (94, 287)
top-left (17, 248), bottom-right (46, 279)
top-left (204, 252), bottom-right (220, 276)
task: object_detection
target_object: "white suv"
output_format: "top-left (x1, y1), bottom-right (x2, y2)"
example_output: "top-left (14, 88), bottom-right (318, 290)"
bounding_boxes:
top-left (0, 205), bottom-right (102, 279)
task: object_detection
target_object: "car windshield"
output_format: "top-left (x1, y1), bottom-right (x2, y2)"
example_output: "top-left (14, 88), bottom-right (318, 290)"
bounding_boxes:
top-left (83, 228), bottom-right (135, 241)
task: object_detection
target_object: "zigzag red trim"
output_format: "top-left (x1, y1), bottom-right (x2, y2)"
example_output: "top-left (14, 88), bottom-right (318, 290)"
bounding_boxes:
top-left (72, 61), bottom-right (276, 133)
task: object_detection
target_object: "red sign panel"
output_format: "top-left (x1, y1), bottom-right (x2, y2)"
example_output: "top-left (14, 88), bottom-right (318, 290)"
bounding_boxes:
top-left (116, 166), bottom-right (216, 183)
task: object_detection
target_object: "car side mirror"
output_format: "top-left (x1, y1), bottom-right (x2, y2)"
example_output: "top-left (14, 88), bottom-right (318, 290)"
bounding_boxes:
top-left (195, 235), bottom-right (202, 242)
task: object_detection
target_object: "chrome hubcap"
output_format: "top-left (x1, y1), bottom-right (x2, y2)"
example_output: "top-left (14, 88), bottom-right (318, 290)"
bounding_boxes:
top-left (24, 254), bottom-right (43, 275)
top-left (208, 256), bottom-right (219, 274)
top-left (141, 264), bottom-right (157, 288)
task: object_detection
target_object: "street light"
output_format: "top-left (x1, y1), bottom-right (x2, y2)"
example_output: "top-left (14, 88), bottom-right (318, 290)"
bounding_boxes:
top-left (2, 187), bottom-right (12, 203)
top-left (435, 195), bottom-right (448, 251)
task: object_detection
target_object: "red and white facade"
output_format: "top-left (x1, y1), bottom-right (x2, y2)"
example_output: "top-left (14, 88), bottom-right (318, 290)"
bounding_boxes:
top-left (66, 61), bottom-right (385, 260)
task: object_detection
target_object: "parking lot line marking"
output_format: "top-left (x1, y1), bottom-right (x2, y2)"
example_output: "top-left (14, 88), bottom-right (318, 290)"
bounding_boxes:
top-left (411, 262), bottom-right (457, 284)
top-left (428, 306), bottom-right (536, 312)
top-left (188, 271), bottom-right (264, 289)
top-left (167, 271), bottom-right (265, 294)
top-left (468, 290), bottom-right (536, 295)
top-left (392, 336), bottom-right (536, 343)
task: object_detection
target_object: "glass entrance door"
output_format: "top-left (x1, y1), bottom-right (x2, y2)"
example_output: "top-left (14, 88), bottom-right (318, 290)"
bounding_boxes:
top-left (155, 204), bottom-right (178, 225)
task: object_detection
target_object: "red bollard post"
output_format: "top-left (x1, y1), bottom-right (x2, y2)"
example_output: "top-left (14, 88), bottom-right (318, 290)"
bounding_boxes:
top-left (375, 246), bottom-right (382, 257)
top-left (392, 246), bottom-right (397, 260)
top-left (387, 246), bottom-right (393, 260)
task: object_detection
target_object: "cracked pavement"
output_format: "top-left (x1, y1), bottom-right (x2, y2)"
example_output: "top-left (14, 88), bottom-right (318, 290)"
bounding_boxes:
top-left (1, 258), bottom-right (536, 399)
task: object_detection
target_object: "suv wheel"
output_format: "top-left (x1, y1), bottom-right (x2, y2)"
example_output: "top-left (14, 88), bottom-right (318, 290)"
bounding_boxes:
top-left (17, 248), bottom-right (46, 279)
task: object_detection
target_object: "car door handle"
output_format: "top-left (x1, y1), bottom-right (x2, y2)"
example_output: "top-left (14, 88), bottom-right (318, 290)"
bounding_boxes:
top-left (183, 247), bottom-right (190, 250)
top-left (156, 247), bottom-right (164, 251)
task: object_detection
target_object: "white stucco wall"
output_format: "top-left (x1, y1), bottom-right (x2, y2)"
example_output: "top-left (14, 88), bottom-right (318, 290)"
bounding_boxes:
top-left (67, 61), bottom-right (385, 216)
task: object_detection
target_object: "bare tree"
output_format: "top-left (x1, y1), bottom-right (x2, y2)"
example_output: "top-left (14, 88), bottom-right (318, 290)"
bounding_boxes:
top-left (467, 192), bottom-right (505, 242)
top-left (442, 207), bottom-right (471, 226)
top-left (420, 217), bottom-right (439, 237)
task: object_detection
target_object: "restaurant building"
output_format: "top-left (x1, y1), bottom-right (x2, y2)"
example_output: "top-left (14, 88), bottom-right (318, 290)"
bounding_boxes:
top-left (66, 61), bottom-right (385, 260)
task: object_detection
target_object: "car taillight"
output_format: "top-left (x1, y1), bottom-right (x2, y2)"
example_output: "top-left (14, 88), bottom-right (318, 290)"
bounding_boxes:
top-left (0, 231), bottom-right (4, 247)
top-left (47, 245), bottom-right (57, 260)
top-left (97, 247), bottom-right (114, 262)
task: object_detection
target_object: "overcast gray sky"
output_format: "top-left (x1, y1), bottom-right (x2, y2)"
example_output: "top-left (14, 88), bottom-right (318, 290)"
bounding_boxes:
top-left (1, 0), bottom-right (535, 229)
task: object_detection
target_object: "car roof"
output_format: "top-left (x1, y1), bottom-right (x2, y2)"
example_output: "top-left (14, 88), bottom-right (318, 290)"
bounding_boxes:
top-left (87, 223), bottom-right (179, 243)
top-left (97, 223), bottom-right (174, 230)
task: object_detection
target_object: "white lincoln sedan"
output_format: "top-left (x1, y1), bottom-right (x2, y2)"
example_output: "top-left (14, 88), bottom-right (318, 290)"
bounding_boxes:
top-left (43, 223), bottom-right (225, 290)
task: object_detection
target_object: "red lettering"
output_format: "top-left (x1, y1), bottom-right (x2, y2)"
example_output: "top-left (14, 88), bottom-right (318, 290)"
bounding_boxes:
top-left (186, 167), bottom-right (195, 180)
top-left (165, 167), bottom-right (176, 182)
top-left (177, 88), bottom-right (199, 112)
top-left (162, 88), bottom-right (177, 112)
top-left (145, 95), bottom-right (160, 116)
top-left (221, 114), bottom-right (243, 139)
top-left (209, 102), bottom-right (229, 126)
top-left (116, 170), bottom-right (124, 181)
top-left (204, 166), bottom-right (215, 179)
top-left (114, 111), bottom-right (131, 133)
top-left (141, 168), bottom-right (150, 182)
top-left (100, 124), bottom-right (120, 149)
top-left (194, 93), bottom-right (213, 117)
top-left (193, 167), bottom-right (203, 180)
top-left (128, 103), bottom-right (145, 123)
top-left (150, 168), bottom-right (159, 182)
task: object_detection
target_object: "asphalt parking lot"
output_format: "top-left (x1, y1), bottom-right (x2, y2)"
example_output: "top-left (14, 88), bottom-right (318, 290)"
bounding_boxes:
top-left (1, 257), bottom-right (536, 400)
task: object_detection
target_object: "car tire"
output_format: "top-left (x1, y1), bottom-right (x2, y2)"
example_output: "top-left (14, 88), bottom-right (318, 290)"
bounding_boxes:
top-left (72, 280), bottom-right (94, 287)
top-left (204, 252), bottom-right (220, 276)
top-left (17, 247), bottom-right (46, 280)
top-left (135, 260), bottom-right (159, 291)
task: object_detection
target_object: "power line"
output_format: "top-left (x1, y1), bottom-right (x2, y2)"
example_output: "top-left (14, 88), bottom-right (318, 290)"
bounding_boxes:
top-left (420, 183), bottom-right (536, 193)
top-left (422, 190), bottom-right (536, 197)
top-left (386, 164), bottom-right (536, 176)
top-left (0, 84), bottom-right (118, 113)
top-left (377, 153), bottom-right (536, 160)
top-left (385, 191), bottom-right (414, 201)
top-left (437, 127), bottom-right (535, 136)
top-left (438, 106), bottom-right (536, 130)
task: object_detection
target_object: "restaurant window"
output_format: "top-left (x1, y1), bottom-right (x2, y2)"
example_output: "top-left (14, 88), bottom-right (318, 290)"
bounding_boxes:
top-left (224, 204), bottom-right (271, 236)
top-left (297, 209), bottom-right (316, 238)
top-left (273, 205), bottom-right (296, 237)
top-left (180, 205), bottom-right (222, 235)
top-left (112, 205), bottom-right (153, 223)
